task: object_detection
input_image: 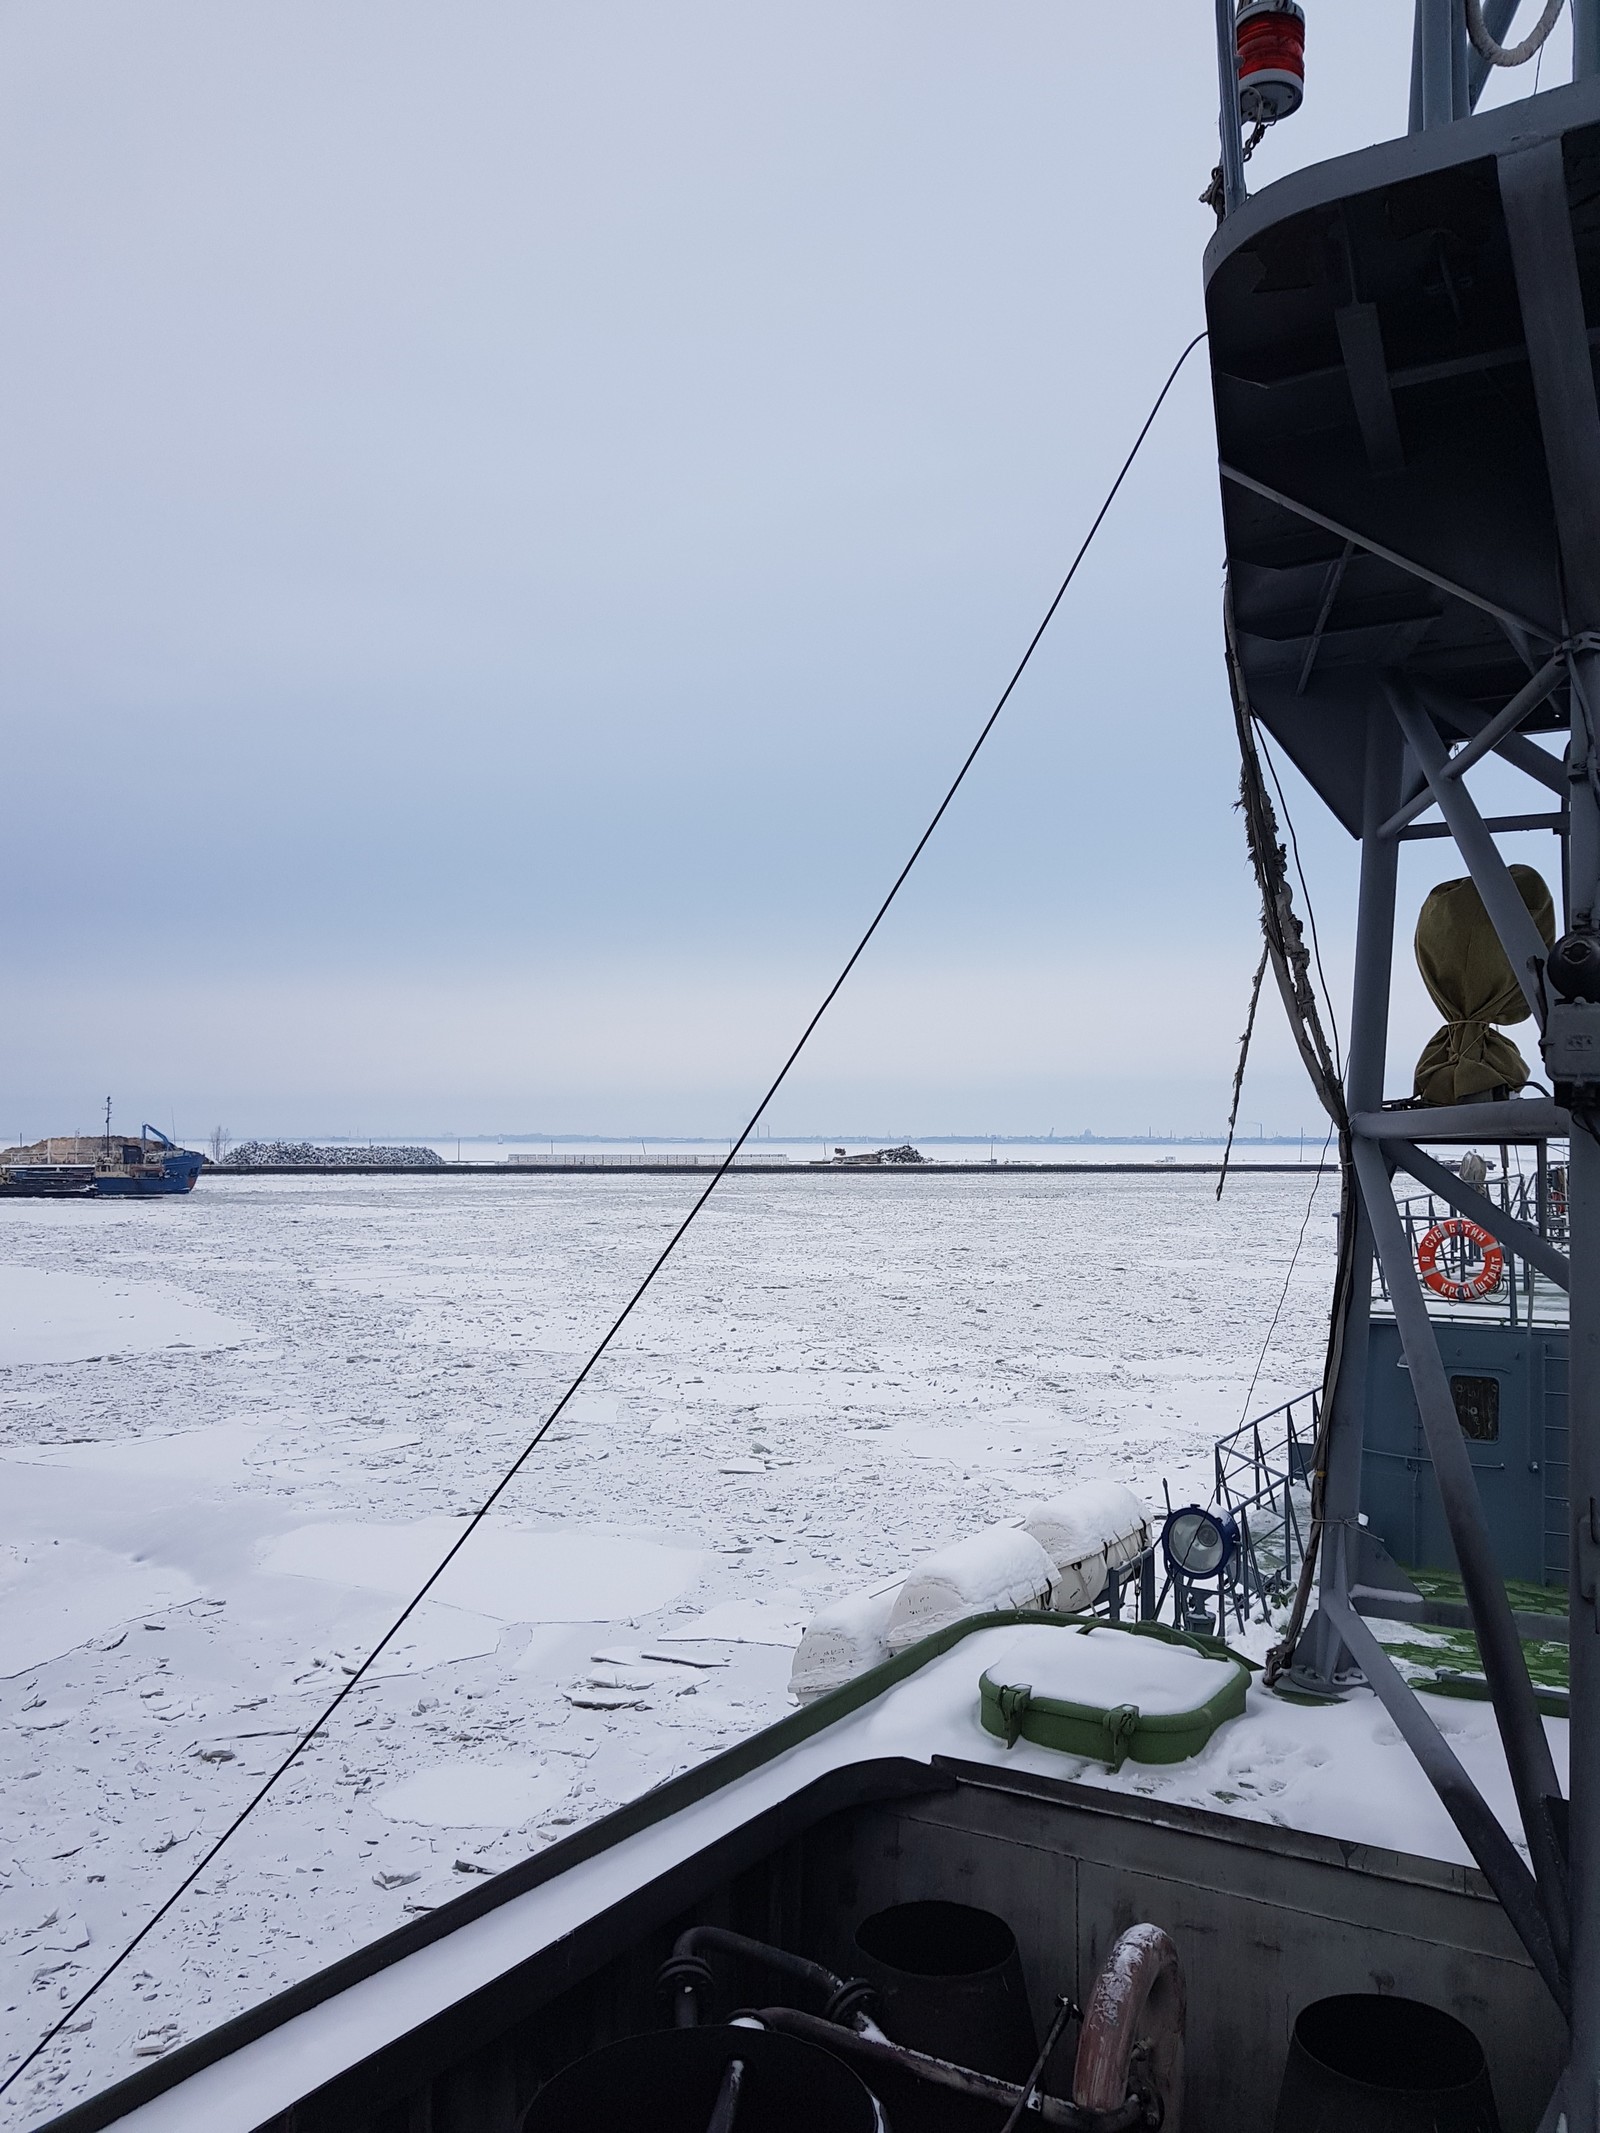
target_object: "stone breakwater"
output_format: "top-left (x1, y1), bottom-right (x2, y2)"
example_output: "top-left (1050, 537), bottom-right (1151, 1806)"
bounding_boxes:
top-left (222, 1141), bottom-right (444, 1169)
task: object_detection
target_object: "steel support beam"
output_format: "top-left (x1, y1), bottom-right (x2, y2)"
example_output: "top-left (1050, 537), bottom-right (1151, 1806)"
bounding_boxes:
top-left (1427, 691), bottom-right (1568, 799)
top-left (1390, 1139), bottom-right (1571, 1289)
top-left (1354, 1098), bottom-right (1570, 1140)
top-left (1417, 0), bottom-right (1460, 130)
top-left (1447, 657), bottom-right (1570, 783)
top-left (1381, 657), bottom-right (1567, 835)
top-left (1569, 1120), bottom-right (1600, 2125)
top-left (1353, 1135), bottom-right (1570, 1977)
top-left (1323, 1572), bottom-right (1565, 2003)
top-left (1578, 0), bottom-right (1600, 83)
top-left (1387, 686), bottom-right (1552, 1024)
top-left (1400, 811), bottom-right (1563, 841)
top-left (1295, 541), bottom-right (1352, 697)
top-left (1502, 144), bottom-right (1600, 624)
top-left (1453, 0), bottom-right (1471, 122)
top-left (1219, 464), bottom-right (1558, 644)
top-left (1297, 715), bottom-right (1403, 1689)
top-left (1571, 674), bottom-right (1600, 928)
top-left (1502, 134), bottom-right (1600, 2119)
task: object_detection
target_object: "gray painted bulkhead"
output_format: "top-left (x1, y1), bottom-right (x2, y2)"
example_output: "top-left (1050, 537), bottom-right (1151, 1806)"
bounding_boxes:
top-left (231, 1765), bottom-right (1562, 2133)
top-left (1362, 1315), bottom-right (1570, 1588)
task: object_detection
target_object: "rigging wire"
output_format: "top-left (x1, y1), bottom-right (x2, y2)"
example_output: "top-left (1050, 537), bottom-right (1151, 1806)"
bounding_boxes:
top-left (1215, 943), bottom-right (1269, 1201)
top-left (0, 330), bottom-right (1212, 2104)
top-left (1222, 600), bottom-right (1352, 1685)
top-left (1258, 730), bottom-right (1345, 1080)
top-left (1234, 1119), bottom-right (1337, 1434)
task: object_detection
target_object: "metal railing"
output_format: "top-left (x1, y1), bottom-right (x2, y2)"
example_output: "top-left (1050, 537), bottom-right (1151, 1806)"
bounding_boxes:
top-left (1374, 1162), bottom-right (1568, 1328)
top-left (1212, 1388), bottom-right (1319, 1610)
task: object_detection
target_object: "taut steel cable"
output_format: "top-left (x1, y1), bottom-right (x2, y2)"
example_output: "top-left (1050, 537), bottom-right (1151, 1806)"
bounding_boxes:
top-left (0, 327), bottom-right (1209, 2102)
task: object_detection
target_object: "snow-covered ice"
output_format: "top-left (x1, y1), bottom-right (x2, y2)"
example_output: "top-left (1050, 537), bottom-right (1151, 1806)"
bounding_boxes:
top-left (373, 1760), bottom-right (570, 1830)
top-left (0, 1544), bottom-right (202, 1678)
top-left (0, 1269), bottom-right (250, 1369)
top-left (0, 1165), bottom-right (1352, 2121)
top-left (257, 1517), bottom-right (707, 1623)
top-left (659, 1597), bottom-right (811, 1645)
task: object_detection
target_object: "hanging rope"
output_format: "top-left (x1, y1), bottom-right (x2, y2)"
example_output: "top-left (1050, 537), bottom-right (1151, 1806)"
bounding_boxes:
top-left (1465, 0), bottom-right (1565, 67)
top-left (1221, 584), bottom-right (1355, 1687)
top-left (1216, 944), bottom-right (1269, 1201)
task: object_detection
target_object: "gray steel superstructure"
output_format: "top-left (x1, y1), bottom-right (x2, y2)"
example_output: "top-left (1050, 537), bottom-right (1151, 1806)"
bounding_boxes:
top-left (1209, 4), bottom-right (1600, 2119)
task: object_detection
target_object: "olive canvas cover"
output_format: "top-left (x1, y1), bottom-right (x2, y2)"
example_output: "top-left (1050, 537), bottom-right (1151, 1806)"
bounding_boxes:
top-left (1413, 864), bottom-right (1554, 1104)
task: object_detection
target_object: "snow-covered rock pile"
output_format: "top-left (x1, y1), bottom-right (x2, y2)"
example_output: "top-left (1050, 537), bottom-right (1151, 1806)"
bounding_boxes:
top-left (832, 1144), bottom-right (926, 1165)
top-left (223, 1142), bottom-right (444, 1169)
top-left (788, 1479), bottom-right (1151, 1701)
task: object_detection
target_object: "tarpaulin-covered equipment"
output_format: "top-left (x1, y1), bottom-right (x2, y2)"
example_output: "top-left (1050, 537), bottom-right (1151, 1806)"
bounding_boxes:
top-left (1412, 864), bottom-right (1554, 1104)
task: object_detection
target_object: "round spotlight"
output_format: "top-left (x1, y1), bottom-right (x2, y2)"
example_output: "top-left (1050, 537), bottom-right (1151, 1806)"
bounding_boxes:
top-left (1160, 1505), bottom-right (1239, 1581)
top-left (1549, 928), bottom-right (1600, 1003)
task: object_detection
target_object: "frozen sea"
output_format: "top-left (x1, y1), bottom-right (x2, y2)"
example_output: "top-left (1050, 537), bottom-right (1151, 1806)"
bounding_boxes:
top-left (0, 1165), bottom-right (1338, 2120)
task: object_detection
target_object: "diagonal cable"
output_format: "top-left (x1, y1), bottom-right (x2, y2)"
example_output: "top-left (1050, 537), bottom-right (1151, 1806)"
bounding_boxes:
top-left (0, 326), bottom-right (1208, 2101)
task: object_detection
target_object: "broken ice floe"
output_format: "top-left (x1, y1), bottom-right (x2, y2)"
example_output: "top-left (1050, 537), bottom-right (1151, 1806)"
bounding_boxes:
top-left (257, 1518), bottom-right (706, 1625)
top-left (374, 1759), bottom-right (569, 1829)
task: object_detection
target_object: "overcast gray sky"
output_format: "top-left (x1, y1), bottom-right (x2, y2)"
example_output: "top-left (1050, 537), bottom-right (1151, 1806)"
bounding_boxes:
top-left (0, 3), bottom-right (1569, 1140)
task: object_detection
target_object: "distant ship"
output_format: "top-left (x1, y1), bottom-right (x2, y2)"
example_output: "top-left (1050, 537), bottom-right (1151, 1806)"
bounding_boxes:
top-left (0, 1123), bottom-right (203, 1197)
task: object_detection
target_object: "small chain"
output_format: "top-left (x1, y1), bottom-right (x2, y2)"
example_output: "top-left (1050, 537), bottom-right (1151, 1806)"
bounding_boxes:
top-left (1201, 123), bottom-right (1271, 217)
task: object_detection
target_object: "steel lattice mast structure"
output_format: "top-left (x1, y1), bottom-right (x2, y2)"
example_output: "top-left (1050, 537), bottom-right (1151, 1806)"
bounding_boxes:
top-left (1209, 3), bottom-right (1600, 2123)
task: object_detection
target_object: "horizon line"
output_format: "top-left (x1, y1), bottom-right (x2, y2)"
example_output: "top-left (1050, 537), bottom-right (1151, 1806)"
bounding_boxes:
top-left (209, 1128), bottom-right (1331, 1149)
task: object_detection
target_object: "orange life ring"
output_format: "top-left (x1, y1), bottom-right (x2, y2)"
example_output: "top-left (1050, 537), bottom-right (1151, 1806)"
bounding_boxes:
top-left (1416, 1217), bottom-right (1504, 1302)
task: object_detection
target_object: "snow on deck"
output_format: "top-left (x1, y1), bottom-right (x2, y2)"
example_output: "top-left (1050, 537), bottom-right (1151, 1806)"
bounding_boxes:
top-left (0, 1166), bottom-right (1339, 2123)
top-left (66, 1627), bottom-right (1565, 2133)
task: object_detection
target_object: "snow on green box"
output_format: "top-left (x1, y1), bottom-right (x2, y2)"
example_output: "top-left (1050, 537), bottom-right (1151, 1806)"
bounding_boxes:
top-left (979, 1622), bottom-right (1249, 1771)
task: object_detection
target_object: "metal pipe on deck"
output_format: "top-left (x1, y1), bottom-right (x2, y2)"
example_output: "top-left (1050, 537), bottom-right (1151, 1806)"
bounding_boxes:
top-left (749, 2009), bottom-right (1140, 2133)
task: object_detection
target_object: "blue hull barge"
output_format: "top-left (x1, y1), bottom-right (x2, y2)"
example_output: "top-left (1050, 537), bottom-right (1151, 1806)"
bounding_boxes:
top-left (92, 1124), bottom-right (203, 1194)
top-left (0, 1124), bottom-right (203, 1196)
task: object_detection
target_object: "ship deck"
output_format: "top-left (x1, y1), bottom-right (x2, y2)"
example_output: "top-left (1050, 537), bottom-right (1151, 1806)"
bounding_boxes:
top-left (59, 1614), bottom-right (1566, 2133)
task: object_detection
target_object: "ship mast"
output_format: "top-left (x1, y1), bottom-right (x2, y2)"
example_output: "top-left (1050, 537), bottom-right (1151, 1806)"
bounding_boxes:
top-left (1210, 4), bottom-right (1600, 2123)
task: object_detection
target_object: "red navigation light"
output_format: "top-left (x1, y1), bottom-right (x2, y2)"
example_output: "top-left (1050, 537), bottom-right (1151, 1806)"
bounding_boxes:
top-left (1236, 0), bottom-right (1306, 124)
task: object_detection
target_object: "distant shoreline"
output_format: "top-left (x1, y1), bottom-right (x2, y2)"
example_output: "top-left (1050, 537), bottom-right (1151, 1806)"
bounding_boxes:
top-left (207, 1160), bottom-right (1337, 1179)
top-left (285, 1135), bottom-right (1327, 1150)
